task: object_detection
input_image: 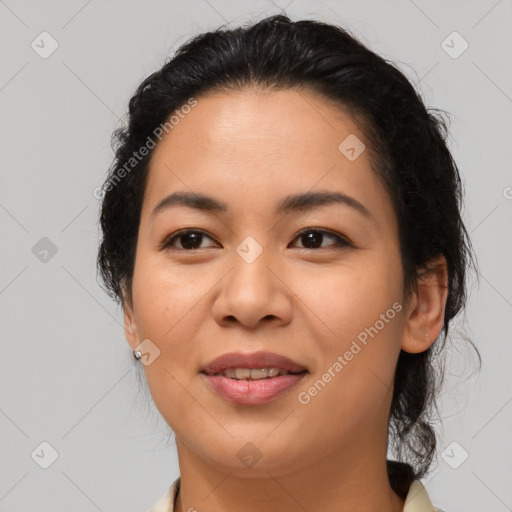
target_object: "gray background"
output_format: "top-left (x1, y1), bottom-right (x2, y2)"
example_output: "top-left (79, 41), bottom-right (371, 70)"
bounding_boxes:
top-left (1, 1), bottom-right (511, 511)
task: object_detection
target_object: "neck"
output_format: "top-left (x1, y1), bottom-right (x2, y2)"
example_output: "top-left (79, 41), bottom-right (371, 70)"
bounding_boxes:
top-left (173, 437), bottom-right (405, 512)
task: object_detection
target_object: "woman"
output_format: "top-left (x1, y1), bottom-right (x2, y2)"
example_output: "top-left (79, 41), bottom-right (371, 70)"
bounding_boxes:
top-left (97, 14), bottom-right (476, 512)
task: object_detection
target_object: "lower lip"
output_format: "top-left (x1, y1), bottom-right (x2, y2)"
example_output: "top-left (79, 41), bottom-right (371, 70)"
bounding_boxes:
top-left (201, 372), bottom-right (307, 405)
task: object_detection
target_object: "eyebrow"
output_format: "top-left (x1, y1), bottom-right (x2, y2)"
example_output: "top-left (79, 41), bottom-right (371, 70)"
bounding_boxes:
top-left (150, 190), bottom-right (374, 222)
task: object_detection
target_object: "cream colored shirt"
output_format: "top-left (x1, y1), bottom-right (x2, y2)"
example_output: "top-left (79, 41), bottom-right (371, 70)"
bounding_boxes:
top-left (149, 477), bottom-right (445, 512)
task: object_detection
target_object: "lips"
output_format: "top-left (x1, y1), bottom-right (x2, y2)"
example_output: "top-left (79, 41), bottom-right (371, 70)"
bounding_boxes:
top-left (201, 351), bottom-right (308, 375)
top-left (200, 351), bottom-right (309, 405)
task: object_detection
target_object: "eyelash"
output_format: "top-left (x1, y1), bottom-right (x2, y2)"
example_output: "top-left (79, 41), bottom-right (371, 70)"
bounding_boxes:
top-left (159, 228), bottom-right (353, 251)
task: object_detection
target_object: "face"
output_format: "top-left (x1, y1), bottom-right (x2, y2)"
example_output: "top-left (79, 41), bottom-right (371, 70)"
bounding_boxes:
top-left (124, 87), bottom-right (414, 477)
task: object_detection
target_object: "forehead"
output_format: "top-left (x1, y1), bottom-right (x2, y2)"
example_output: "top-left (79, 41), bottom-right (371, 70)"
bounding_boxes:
top-left (150, 87), bottom-right (364, 163)
top-left (141, 88), bottom-right (393, 226)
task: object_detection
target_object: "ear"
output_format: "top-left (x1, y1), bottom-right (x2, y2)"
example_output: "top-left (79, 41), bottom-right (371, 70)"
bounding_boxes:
top-left (401, 254), bottom-right (449, 354)
top-left (122, 280), bottom-right (140, 351)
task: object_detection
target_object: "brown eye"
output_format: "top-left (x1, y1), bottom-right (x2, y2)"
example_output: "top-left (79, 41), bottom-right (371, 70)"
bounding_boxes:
top-left (290, 229), bottom-right (352, 250)
top-left (161, 230), bottom-right (218, 250)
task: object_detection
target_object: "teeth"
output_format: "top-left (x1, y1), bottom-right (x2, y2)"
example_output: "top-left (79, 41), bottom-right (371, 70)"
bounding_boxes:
top-left (216, 367), bottom-right (290, 379)
top-left (235, 368), bottom-right (251, 379)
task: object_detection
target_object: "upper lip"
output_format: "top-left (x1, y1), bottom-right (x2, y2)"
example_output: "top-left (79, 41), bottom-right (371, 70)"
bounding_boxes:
top-left (201, 351), bottom-right (308, 375)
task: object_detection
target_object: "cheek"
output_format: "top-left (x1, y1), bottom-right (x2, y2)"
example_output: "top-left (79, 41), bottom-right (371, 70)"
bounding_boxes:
top-left (131, 250), bottom-right (210, 342)
top-left (130, 253), bottom-right (211, 419)
top-left (294, 252), bottom-right (404, 418)
top-left (294, 309), bottom-right (404, 451)
top-left (295, 250), bottom-right (404, 344)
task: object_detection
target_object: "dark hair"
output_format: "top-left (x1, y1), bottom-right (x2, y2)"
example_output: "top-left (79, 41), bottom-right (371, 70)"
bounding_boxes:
top-left (97, 14), bottom-right (478, 498)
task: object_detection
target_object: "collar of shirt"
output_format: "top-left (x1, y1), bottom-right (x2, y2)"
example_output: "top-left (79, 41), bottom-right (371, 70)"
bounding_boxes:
top-left (149, 477), bottom-right (443, 512)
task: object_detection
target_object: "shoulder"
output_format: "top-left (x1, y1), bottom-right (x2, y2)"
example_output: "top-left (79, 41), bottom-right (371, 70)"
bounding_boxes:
top-left (149, 477), bottom-right (180, 512)
top-left (404, 480), bottom-right (446, 512)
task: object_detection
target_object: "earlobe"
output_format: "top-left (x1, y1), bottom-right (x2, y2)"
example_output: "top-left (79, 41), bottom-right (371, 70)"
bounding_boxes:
top-left (401, 255), bottom-right (449, 354)
top-left (402, 324), bottom-right (435, 354)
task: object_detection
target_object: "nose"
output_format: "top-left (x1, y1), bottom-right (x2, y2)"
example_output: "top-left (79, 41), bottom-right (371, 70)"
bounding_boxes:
top-left (211, 247), bottom-right (293, 330)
